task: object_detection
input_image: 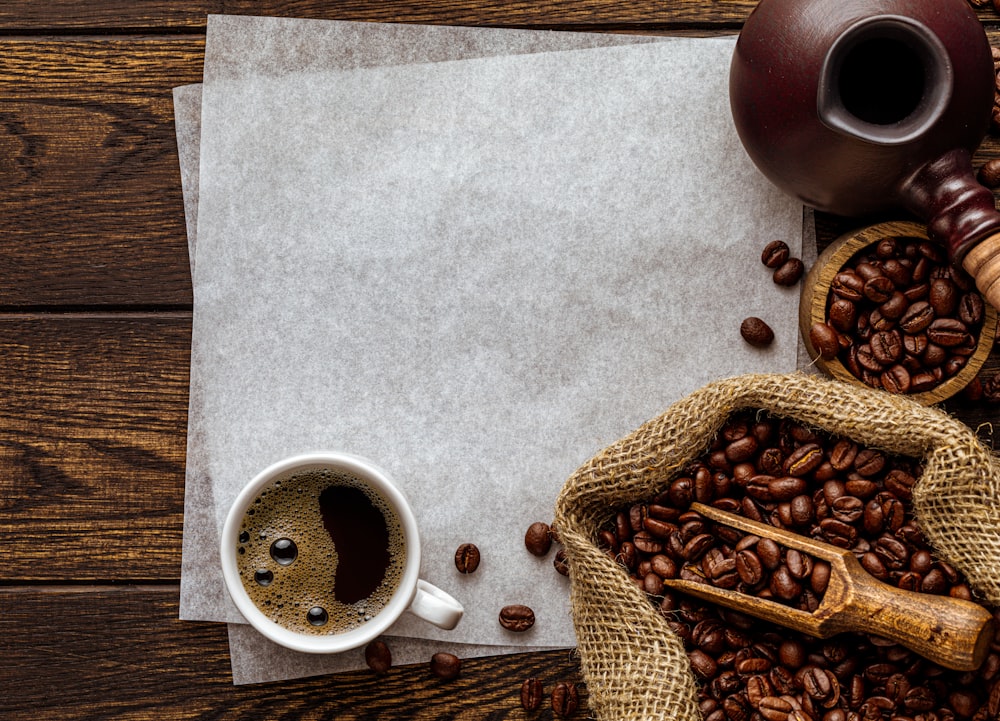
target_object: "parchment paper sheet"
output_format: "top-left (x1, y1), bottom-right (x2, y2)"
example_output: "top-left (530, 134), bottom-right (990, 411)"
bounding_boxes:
top-left (175, 17), bottom-right (664, 684)
top-left (178, 15), bottom-right (663, 629)
top-left (176, 15), bottom-right (804, 683)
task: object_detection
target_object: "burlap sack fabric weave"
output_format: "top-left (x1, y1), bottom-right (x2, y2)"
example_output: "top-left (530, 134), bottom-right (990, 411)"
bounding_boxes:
top-left (553, 371), bottom-right (1000, 721)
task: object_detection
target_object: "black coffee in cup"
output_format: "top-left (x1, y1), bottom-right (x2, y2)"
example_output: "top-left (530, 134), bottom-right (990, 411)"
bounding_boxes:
top-left (234, 467), bottom-right (406, 635)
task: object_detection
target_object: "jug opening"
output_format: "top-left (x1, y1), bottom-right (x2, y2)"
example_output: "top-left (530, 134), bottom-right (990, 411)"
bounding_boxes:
top-left (818, 16), bottom-right (952, 146)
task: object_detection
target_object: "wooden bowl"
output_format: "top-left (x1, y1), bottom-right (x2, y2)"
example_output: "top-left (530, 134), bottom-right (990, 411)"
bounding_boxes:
top-left (800, 220), bottom-right (997, 405)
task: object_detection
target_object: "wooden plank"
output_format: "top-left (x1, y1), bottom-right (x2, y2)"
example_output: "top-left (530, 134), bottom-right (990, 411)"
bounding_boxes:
top-left (0, 37), bottom-right (204, 307)
top-left (0, 314), bottom-right (190, 581)
top-left (0, 1), bottom-right (754, 32)
top-left (0, 585), bottom-right (586, 720)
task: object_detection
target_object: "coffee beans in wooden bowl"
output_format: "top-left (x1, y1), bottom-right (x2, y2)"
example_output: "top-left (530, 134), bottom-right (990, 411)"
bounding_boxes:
top-left (800, 220), bottom-right (997, 405)
top-left (598, 410), bottom-right (1000, 721)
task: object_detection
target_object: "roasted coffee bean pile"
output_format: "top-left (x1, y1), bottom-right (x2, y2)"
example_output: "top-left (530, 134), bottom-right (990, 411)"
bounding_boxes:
top-left (810, 236), bottom-right (986, 395)
top-left (600, 411), bottom-right (1000, 721)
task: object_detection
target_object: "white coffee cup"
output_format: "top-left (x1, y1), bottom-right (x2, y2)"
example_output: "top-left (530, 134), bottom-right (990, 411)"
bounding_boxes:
top-left (220, 452), bottom-right (463, 653)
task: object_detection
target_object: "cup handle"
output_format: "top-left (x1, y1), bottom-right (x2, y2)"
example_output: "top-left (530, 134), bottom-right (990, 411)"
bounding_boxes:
top-left (407, 579), bottom-right (463, 630)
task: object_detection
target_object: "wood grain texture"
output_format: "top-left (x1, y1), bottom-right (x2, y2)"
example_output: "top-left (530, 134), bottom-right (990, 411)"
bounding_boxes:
top-left (0, 0), bottom-right (754, 31)
top-left (0, 315), bottom-right (190, 581)
top-left (0, 37), bottom-right (204, 308)
top-left (0, 586), bottom-right (586, 721)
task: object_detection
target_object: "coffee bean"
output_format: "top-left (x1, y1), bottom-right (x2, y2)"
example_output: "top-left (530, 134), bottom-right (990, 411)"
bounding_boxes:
top-left (688, 649), bottom-right (718, 679)
top-left (929, 278), bottom-right (958, 317)
top-left (784, 444), bottom-right (824, 477)
top-left (881, 364), bottom-right (912, 394)
top-left (682, 533), bottom-right (716, 561)
top-left (454, 543), bottom-right (481, 573)
top-left (903, 685), bottom-right (936, 712)
top-left (830, 495), bottom-right (863, 523)
top-left (631, 531), bottom-right (662, 555)
top-left (870, 330), bottom-right (903, 364)
top-left (692, 619), bottom-right (727, 655)
top-left (874, 535), bottom-right (910, 569)
top-left (789, 494), bottom-right (813, 525)
top-left (499, 604), bottom-right (535, 632)
top-left (773, 257), bottom-right (804, 286)
top-left (365, 639), bottom-right (392, 675)
top-left (520, 677), bottom-right (544, 711)
top-left (758, 695), bottom-right (793, 721)
top-left (736, 548), bottom-right (765, 586)
top-left (553, 548), bottom-right (569, 576)
top-left (726, 435), bottom-right (760, 463)
top-left (926, 317), bottom-right (969, 347)
top-left (828, 297), bottom-right (858, 332)
top-left (650, 553), bottom-right (677, 580)
top-left (809, 321), bottom-right (840, 360)
top-left (819, 517), bottom-right (857, 548)
top-left (959, 292), bottom-right (985, 326)
top-left (800, 666), bottom-right (840, 708)
top-left (550, 681), bottom-right (579, 717)
top-left (899, 301), bottom-right (935, 334)
top-left (524, 521), bottom-right (552, 556)
top-left (879, 290), bottom-right (908, 319)
top-left (430, 652), bottom-right (461, 680)
top-left (864, 276), bottom-right (894, 303)
top-left (832, 270), bottom-right (866, 301)
top-left (770, 565), bottom-right (803, 600)
top-left (762, 240), bottom-right (791, 268)
top-left (741, 317), bottom-right (775, 347)
top-left (772, 476), bottom-right (811, 501)
top-left (757, 537), bottom-right (782, 569)
top-left (853, 448), bottom-right (885, 477)
top-left (860, 551), bottom-right (888, 580)
top-left (785, 549), bottom-right (812, 580)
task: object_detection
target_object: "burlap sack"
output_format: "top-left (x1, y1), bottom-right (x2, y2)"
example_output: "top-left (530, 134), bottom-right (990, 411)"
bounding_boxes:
top-left (553, 371), bottom-right (1000, 721)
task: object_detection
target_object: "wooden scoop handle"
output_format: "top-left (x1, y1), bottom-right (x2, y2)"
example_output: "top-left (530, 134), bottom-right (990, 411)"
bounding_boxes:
top-left (963, 232), bottom-right (1000, 312)
top-left (834, 553), bottom-right (995, 671)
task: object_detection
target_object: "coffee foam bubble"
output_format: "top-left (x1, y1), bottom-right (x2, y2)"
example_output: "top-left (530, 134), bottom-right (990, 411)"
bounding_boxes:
top-left (235, 468), bottom-right (406, 635)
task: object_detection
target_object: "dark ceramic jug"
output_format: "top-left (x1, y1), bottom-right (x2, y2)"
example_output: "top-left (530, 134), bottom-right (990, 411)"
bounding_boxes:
top-left (730, 0), bottom-right (1000, 309)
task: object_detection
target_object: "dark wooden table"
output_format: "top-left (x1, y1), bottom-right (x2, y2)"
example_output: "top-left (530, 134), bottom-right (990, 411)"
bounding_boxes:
top-left (4, 2), bottom-right (1000, 719)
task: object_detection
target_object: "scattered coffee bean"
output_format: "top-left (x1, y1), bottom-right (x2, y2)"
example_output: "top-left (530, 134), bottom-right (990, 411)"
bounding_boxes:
top-left (519, 677), bottom-right (544, 711)
top-left (773, 257), bottom-right (805, 286)
top-left (364, 638), bottom-right (392, 675)
top-left (762, 239), bottom-right (791, 268)
top-left (429, 652), bottom-right (461, 680)
top-left (524, 521), bottom-right (553, 556)
top-left (499, 604), bottom-right (536, 632)
top-left (551, 681), bottom-right (579, 718)
top-left (454, 542), bottom-right (481, 574)
top-left (741, 317), bottom-right (775, 347)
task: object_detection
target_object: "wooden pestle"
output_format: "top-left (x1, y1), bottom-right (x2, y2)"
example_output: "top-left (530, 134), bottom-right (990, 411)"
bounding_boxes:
top-left (661, 503), bottom-right (995, 671)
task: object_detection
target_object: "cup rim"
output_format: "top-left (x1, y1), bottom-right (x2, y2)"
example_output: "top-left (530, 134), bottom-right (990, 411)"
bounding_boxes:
top-left (219, 451), bottom-right (421, 654)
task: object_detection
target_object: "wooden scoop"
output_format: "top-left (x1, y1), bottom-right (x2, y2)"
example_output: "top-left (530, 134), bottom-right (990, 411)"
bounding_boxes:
top-left (661, 503), bottom-right (994, 671)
